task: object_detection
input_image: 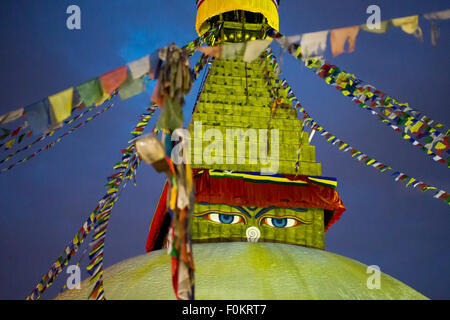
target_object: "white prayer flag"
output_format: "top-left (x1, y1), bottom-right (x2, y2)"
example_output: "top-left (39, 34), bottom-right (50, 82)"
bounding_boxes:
top-left (128, 55), bottom-right (150, 80)
top-left (300, 31), bottom-right (329, 59)
top-left (243, 40), bottom-right (272, 63)
top-left (0, 108), bottom-right (24, 125)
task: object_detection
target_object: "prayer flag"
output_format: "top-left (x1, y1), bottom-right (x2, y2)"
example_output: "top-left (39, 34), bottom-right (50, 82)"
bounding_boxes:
top-left (300, 31), bottom-right (329, 59)
top-left (77, 78), bottom-right (103, 107)
top-left (243, 40), bottom-right (272, 63)
top-left (100, 66), bottom-right (127, 94)
top-left (197, 46), bottom-right (222, 59)
top-left (392, 15), bottom-right (423, 39)
top-left (119, 71), bottom-right (146, 100)
top-left (25, 99), bottom-right (51, 135)
top-left (330, 26), bottom-right (360, 57)
top-left (49, 88), bottom-right (74, 123)
top-left (221, 43), bottom-right (245, 59)
top-left (128, 55), bottom-right (150, 80)
top-left (0, 108), bottom-right (24, 125)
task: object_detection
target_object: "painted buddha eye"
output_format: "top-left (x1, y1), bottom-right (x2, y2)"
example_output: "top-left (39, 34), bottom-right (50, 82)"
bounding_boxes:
top-left (207, 213), bottom-right (244, 225)
top-left (261, 217), bottom-right (301, 228)
top-left (194, 210), bottom-right (247, 225)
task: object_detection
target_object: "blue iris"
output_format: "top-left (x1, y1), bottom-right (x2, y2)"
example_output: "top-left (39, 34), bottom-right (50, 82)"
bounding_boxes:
top-left (219, 214), bottom-right (234, 224)
top-left (272, 218), bottom-right (287, 228)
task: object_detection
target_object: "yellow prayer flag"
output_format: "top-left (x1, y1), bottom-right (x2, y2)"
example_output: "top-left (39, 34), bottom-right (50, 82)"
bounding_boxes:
top-left (392, 15), bottom-right (423, 39)
top-left (49, 88), bottom-right (73, 123)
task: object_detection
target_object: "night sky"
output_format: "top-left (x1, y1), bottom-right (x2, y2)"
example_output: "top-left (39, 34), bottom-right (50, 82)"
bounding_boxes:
top-left (0, 0), bottom-right (449, 300)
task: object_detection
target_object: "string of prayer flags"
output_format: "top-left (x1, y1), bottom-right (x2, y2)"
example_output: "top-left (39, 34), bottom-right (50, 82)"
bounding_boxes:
top-left (1, 90), bottom-right (116, 161)
top-left (0, 99), bottom-right (115, 166)
top-left (27, 104), bottom-right (157, 300)
top-left (392, 15), bottom-right (423, 40)
top-left (310, 60), bottom-right (450, 167)
top-left (271, 31), bottom-right (450, 168)
top-left (0, 102), bottom-right (115, 174)
top-left (2, 30), bottom-right (217, 133)
top-left (266, 9), bottom-right (449, 61)
top-left (265, 48), bottom-right (450, 206)
top-left (87, 104), bottom-right (156, 300)
top-left (27, 217), bottom-right (92, 301)
top-left (196, 39), bottom-right (271, 63)
top-left (330, 26), bottom-right (360, 57)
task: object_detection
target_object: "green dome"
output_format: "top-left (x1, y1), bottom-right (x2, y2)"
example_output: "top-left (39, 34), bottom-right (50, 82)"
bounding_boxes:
top-left (55, 243), bottom-right (427, 300)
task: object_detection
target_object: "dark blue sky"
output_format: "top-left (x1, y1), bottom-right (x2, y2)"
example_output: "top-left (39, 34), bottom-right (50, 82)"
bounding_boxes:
top-left (0, 0), bottom-right (448, 300)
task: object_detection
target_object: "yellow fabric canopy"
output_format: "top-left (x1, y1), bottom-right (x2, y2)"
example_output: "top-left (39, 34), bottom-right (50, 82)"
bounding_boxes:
top-left (196, 0), bottom-right (279, 35)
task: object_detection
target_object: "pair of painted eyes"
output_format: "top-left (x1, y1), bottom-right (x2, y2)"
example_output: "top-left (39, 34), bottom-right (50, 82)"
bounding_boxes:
top-left (206, 213), bottom-right (302, 228)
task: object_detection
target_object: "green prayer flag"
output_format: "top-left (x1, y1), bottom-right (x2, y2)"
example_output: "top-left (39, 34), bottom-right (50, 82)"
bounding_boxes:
top-left (76, 78), bottom-right (103, 107)
top-left (119, 72), bottom-right (146, 100)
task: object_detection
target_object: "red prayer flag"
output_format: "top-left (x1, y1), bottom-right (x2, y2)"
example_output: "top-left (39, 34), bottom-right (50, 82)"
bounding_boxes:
top-left (99, 66), bottom-right (128, 94)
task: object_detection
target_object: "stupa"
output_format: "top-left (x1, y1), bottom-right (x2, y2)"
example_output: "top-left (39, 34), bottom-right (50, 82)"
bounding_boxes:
top-left (56, 0), bottom-right (427, 300)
